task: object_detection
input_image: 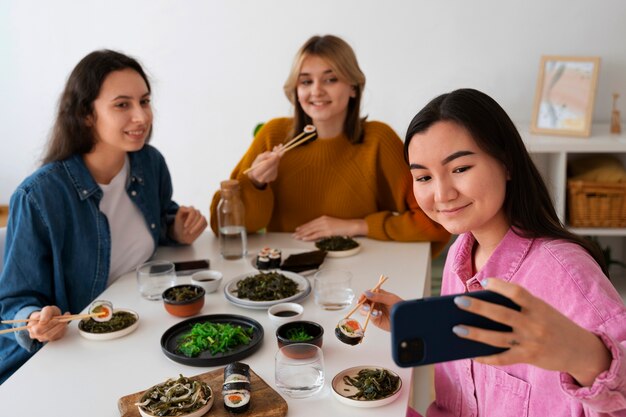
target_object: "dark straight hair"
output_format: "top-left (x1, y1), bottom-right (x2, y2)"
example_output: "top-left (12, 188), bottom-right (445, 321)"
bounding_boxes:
top-left (404, 88), bottom-right (608, 276)
top-left (42, 49), bottom-right (151, 164)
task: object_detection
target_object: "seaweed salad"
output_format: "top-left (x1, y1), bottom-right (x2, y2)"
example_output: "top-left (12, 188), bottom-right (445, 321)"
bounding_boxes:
top-left (343, 368), bottom-right (400, 400)
top-left (315, 236), bottom-right (359, 252)
top-left (235, 272), bottom-right (299, 301)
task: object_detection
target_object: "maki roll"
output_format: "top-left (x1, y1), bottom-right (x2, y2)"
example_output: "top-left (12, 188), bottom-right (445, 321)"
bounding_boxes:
top-left (256, 256), bottom-right (270, 270)
top-left (335, 318), bottom-right (364, 345)
top-left (223, 362), bottom-right (251, 413)
top-left (222, 381), bottom-right (251, 392)
top-left (223, 390), bottom-right (251, 413)
top-left (225, 361), bottom-right (250, 379)
top-left (269, 249), bottom-right (281, 269)
top-left (301, 124), bottom-right (318, 145)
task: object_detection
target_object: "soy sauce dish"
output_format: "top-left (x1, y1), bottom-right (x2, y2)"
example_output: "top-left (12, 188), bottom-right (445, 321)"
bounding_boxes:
top-left (267, 302), bottom-right (304, 327)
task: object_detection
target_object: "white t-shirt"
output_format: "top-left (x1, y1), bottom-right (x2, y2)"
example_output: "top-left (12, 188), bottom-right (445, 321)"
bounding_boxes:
top-left (98, 156), bottom-right (154, 285)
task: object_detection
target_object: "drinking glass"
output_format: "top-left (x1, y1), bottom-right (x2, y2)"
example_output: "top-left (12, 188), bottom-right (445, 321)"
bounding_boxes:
top-left (136, 261), bottom-right (177, 300)
top-left (275, 343), bottom-right (324, 398)
top-left (313, 269), bottom-right (354, 310)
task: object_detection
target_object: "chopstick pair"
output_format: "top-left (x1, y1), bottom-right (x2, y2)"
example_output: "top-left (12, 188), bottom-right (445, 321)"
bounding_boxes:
top-left (242, 129), bottom-right (317, 175)
top-left (344, 274), bottom-right (388, 322)
top-left (0, 312), bottom-right (104, 334)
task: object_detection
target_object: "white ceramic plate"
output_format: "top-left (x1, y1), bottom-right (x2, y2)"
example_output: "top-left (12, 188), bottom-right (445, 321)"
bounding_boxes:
top-left (324, 244), bottom-right (361, 258)
top-left (332, 366), bottom-right (402, 408)
top-left (78, 308), bottom-right (139, 341)
top-left (224, 270), bottom-right (310, 310)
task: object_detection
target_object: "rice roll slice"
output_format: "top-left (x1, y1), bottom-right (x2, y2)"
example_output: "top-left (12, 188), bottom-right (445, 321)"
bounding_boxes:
top-left (268, 252), bottom-right (281, 269)
top-left (223, 390), bottom-right (250, 413)
top-left (224, 362), bottom-right (250, 379)
top-left (256, 256), bottom-right (270, 270)
top-left (335, 318), bottom-right (364, 345)
top-left (222, 381), bottom-right (251, 392)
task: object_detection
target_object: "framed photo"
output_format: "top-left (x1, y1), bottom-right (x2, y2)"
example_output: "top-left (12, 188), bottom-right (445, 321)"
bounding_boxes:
top-left (531, 55), bottom-right (600, 137)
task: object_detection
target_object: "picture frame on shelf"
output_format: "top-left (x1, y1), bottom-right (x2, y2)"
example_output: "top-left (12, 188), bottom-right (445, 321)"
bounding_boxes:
top-left (531, 55), bottom-right (600, 137)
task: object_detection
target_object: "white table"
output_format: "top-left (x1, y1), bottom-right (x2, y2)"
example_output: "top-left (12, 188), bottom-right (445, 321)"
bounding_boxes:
top-left (0, 232), bottom-right (431, 416)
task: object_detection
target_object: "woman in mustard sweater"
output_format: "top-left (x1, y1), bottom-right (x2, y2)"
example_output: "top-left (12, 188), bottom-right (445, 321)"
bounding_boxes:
top-left (210, 35), bottom-right (449, 254)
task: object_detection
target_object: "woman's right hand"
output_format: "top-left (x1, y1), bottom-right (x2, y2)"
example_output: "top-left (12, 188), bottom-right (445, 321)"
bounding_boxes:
top-left (359, 289), bottom-right (404, 332)
top-left (27, 305), bottom-right (70, 343)
top-left (247, 145), bottom-right (284, 187)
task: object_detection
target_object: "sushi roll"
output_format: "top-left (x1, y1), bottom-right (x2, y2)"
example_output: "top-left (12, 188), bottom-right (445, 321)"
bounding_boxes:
top-left (335, 318), bottom-right (364, 345)
top-left (225, 361), bottom-right (250, 379)
top-left (256, 256), bottom-right (270, 270)
top-left (223, 390), bottom-right (251, 413)
top-left (88, 300), bottom-right (113, 322)
top-left (222, 381), bottom-right (251, 392)
top-left (223, 362), bottom-right (251, 413)
top-left (301, 125), bottom-right (317, 145)
top-left (268, 249), bottom-right (281, 269)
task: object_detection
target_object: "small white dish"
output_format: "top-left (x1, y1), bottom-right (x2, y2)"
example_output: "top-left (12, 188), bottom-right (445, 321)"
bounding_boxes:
top-left (267, 302), bottom-right (304, 327)
top-left (78, 308), bottom-right (139, 341)
top-left (191, 270), bottom-right (223, 293)
top-left (325, 244), bottom-right (361, 258)
top-left (331, 366), bottom-right (402, 408)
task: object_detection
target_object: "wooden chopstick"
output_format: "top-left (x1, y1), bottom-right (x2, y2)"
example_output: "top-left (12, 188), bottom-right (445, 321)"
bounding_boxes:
top-left (242, 131), bottom-right (317, 175)
top-left (0, 325), bottom-right (29, 335)
top-left (344, 274), bottom-right (388, 319)
top-left (1, 312), bottom-right (103, 325)
top-left (280, 132), bottom-right (316, 153)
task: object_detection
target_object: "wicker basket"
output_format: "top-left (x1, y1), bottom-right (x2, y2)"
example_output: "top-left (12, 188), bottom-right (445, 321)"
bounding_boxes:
top-left (567, 180), bottom-right (626, 227)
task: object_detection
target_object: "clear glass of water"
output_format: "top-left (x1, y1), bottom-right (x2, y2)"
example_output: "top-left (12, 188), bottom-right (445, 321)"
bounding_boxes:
top-left (275, 343), bottom-right (324, 398)
top-left (313, 269), bottom-right (354, 310)
top-left (136, 261), bottom-right (177, 300)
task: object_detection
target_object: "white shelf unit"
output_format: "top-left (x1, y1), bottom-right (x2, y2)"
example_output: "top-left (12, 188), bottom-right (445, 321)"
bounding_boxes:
top-left (520, 124), bottom-right (626, 277)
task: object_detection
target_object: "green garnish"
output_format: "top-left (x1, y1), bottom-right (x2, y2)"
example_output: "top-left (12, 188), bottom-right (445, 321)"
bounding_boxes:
top-left (136, 374), bottom-right (211, 416)
top-left (176, 321), bottom-right (254, 357)
top-left (235, 272), bottom-right (299, 301)
top-left (79, 311), bottom-right (136, 333)
top-left (285, 326), bottom-right (313, 342)
top-left (343, 368), bottom-right (400, 400)
top-left (315, 236), bottom-right (359, 251)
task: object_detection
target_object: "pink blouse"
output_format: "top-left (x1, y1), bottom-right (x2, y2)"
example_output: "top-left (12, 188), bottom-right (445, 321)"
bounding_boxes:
top-left (409, 229), bottom-right (626, 417)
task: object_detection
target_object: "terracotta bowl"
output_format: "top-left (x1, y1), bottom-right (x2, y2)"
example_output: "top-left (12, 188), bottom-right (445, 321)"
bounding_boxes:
top-left (276, 320), bottom-right (323, 353)
top-left (162, 285), bottom-right (205, 317)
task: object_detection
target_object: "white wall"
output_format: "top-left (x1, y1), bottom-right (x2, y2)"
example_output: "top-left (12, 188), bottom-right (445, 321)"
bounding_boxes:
top-left (2, 0), bottom-right (625, 217)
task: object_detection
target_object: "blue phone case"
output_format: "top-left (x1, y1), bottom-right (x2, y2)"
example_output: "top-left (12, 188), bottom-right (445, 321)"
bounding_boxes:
top-left (390, 290), bottom-right (520, 367)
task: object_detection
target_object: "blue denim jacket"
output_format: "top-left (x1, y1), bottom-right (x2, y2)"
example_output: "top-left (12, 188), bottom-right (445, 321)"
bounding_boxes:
top-left (0, 144), bottom-right (179, 383)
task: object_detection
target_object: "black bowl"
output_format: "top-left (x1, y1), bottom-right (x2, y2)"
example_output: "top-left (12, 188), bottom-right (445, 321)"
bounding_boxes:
top-left (162, 284), bottom-right (205, 317)
top-left (276, 320), bottom-right (324, 349)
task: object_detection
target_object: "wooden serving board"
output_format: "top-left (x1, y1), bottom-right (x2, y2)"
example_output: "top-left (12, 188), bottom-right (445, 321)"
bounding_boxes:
top-left (118, 368), bottom-right (287, 417)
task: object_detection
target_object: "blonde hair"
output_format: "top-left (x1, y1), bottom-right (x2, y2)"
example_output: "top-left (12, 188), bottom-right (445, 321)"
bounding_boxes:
top-left (283, 35), bottom-right (366, 144)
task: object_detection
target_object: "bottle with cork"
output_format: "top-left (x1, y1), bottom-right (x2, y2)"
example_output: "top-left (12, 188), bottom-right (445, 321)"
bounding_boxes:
top-left (217, 179), bottom-right (247, 260)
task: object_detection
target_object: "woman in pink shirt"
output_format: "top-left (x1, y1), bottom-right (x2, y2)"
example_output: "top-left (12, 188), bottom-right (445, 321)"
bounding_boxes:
top-left (364, 89), bottom-right (626, 416)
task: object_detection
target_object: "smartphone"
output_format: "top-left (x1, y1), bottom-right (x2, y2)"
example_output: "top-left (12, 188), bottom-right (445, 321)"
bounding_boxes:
top-left (390, 290), bottom-right (520, 367)
top-left (173, 259), bottom-right (210, 276)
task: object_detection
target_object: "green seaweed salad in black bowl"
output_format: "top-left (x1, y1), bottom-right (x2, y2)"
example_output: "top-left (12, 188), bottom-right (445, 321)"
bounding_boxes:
top-left (276, 320), bottom-right (324, 350)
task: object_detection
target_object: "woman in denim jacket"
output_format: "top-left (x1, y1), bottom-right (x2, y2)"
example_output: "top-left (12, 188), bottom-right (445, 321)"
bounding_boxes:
top-left (363, 89), bottom-right (626, 416)
top-left (0, 50), bottom-right (207, 383)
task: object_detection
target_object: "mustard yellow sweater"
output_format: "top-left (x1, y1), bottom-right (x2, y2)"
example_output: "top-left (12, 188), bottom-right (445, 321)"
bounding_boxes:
top-left (211, 118), bottom-right (449, 255)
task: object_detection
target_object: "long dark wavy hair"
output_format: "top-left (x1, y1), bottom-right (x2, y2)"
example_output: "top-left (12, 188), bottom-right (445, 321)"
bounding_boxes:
top-left (283, 35), bottom-right (366, 144)
top-left (404, 88), bottom-right (608, 276)
top-left (42, 49), bottom-right (151, 164)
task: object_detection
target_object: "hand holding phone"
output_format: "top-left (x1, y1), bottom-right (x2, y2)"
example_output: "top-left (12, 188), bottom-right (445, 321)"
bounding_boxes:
top-left (390, 290), bottom-right (520, 367)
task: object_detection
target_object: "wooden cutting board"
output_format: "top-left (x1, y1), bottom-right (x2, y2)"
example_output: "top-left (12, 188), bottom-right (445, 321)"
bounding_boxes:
top-left (118, 367), bottom-right (288, 417)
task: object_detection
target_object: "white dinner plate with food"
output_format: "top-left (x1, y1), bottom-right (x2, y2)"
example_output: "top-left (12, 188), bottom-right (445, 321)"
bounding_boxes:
top-left (315, 237), bottom-right (361, 258)
top-left (224, 270), bottom-right (311, 309)
top-left (78, 308), bottom-right (139, 341)
top-left (332, 366), bottom-right (402, 408)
